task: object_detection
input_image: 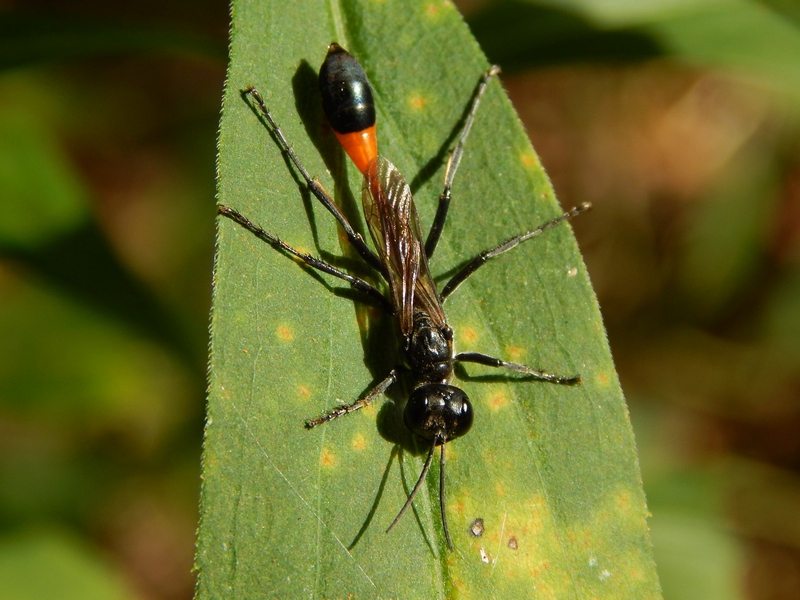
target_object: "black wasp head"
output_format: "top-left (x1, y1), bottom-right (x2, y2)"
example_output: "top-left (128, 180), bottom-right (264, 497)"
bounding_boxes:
top-left (391, 383), bottom-right (473, 550)
top-left (404, 384), bottom-right (473, 443)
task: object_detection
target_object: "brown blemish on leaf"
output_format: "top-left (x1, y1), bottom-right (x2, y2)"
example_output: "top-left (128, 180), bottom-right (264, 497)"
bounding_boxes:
top-left (469, 518), bottom-right (484, 537)
top-left (276, 325), bottom-right (293, 341)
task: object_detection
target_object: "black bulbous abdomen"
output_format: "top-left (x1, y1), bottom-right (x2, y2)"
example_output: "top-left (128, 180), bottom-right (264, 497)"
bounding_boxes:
top-left (318, 43), bottom-right (376, 134)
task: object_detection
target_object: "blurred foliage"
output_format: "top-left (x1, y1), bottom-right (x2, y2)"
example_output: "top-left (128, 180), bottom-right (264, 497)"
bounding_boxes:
top-left (0, 530), bottom-right (136, 600)
top-left (462, 1), bottom-right (800, 598)
top-left (1, 0), bottom-right (799, 598)
top-left (0, 1), bottom-right (226, 598)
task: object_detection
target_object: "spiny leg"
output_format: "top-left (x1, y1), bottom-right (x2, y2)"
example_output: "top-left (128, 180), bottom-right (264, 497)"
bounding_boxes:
top-left (425, 65), bottom-right (501, 259)
top-left (304, 370), bottom-right (398, 429)
top-left (441, 202), bottom-right (591, 299)
top-left (455, 351), bottom-right (581, 385)
top-left (219, 206), bottom-right (392, 314)
top-left (243, 86), bottom-right (384, 274)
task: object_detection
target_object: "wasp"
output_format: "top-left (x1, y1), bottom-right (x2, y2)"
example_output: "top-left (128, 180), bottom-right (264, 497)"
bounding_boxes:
top-left (219, 43), bottom-right (590, 550)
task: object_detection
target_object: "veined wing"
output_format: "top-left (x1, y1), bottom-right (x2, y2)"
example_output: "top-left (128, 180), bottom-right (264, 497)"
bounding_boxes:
top-left (362, 157), bottom-right (445, 335)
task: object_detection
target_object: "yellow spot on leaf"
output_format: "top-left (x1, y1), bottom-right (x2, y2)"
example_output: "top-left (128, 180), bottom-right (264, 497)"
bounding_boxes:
top-left (496, 482), bottom-right (505, 496)
top-left (452, 497), bottom-right (466, 514)
top-left (597, 372), bottom-right (610, 386)
top-left (426, 3), bottom-right (438, 16)
top-left (297, 385), bottom-right (310, 400)
top-left (523, 495), bottom-right (548, 535)
top-left (409, 95), bottom-right (426, 110)
top-left (487, 390), bottom-right (509, 411)
top-left (629, 567), bottom-right (646, 581)
top-left (446, 444), bottom-right (459, 462)
top-left (520, 152), bottom-right (538, 168)
top-left (320, 447), bottom-right (335, 467)
top-left (461, 326), bottom-right (478, 345)
top-left (616, 489), bottom-right (632, 511)
top-left (351, 433), bottom-right (367, 451)
top-left (276, 325), bottom-right (293, 341)
top-left (531, 560), bottom-right (553, 579)
top-left (506, 345), bottom-right (526, 361)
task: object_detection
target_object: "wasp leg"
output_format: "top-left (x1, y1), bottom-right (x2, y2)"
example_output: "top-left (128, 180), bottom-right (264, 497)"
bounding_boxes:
top-left (219, 206), bottom-right (392, 314)
top-left (455, 351), bottom-right (581, 385)
top-left (243, 86), bottom-right (385, 275)
top-left (441, 203), bottom-right (591, 299)
top-left (425, 66), bottom-right (501, 259)
top-left (305, 370), bottom-right (398, 428)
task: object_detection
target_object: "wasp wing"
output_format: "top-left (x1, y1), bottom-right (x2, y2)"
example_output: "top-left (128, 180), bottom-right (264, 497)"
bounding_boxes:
top-left (362, 157), bottom-right (445, 336)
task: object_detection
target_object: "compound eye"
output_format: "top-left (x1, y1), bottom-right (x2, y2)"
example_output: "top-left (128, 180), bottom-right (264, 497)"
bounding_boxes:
top-left (404, 384), bottom-right (473, 442)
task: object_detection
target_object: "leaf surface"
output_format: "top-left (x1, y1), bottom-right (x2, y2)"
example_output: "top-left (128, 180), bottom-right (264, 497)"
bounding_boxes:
top-left (198, 0), bottom-right (661, 597)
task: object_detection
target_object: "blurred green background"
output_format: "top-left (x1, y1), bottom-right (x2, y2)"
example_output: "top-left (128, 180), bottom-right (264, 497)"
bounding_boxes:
top-left (2, 0), bottom-right (799, 598)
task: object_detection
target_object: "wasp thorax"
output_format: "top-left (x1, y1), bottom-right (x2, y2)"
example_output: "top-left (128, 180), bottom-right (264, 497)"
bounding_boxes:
top-left (404, 384), bottom-right (473, 442)
top-left (407, 315), bottom-right (453, 383)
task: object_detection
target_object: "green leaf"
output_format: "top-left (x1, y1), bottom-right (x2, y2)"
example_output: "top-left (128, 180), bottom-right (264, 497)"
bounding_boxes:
top-left (199, 0), bottom-right (661, 598)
